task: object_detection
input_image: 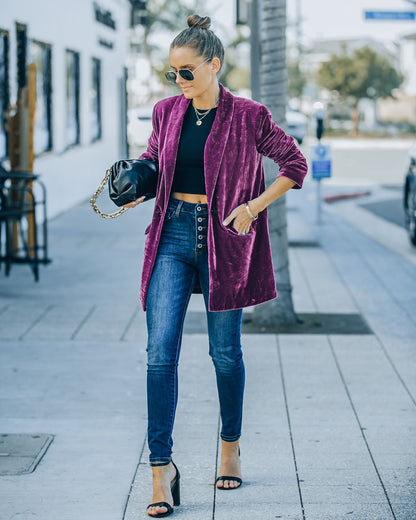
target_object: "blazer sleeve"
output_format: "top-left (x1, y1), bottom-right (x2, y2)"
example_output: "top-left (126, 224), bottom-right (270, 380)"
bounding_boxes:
top-left (138, 102), bottom-right (160, 162)
top-left (255, 105), bottom-right (308, 189)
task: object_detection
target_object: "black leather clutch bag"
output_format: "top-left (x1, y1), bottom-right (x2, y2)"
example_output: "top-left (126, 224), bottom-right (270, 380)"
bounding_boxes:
top-left (109, 159), bottom-right (158, 207)
top-left (90, 158), bottom-right (158, 219)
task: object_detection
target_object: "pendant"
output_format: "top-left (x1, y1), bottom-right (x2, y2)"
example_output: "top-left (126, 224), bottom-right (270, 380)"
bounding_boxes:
top-left (196, 120), bottom-right (202, 126)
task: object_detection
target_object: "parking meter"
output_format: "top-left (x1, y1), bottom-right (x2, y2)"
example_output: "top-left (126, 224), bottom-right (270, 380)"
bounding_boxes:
top-left (313, 102), bottom-right (327, 142)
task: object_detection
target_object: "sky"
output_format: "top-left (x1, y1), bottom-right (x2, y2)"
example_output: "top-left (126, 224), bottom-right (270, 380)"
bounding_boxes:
top-left (215, 0), bottom-right (416, 44)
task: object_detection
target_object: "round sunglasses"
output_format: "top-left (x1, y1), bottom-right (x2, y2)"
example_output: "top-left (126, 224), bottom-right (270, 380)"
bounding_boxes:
top-left (165, 58), bottom-right (212, 84)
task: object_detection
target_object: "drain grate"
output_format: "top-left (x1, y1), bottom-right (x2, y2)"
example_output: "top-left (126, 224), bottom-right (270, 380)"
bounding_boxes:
top-left (183, 312), bottom-right (373, 335)
top-left (289, 240), bottom-right (321, 248)
top-left (0, 434), bottom-right (54, 475)
top-left (242, 312), bottom-right (373, 334)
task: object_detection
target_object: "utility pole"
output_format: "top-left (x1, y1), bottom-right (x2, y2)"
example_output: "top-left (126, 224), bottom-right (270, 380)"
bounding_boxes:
top-left (250, 0), bottom-right (261, 101)
top-left (295, 0), bottom-right (302, 57)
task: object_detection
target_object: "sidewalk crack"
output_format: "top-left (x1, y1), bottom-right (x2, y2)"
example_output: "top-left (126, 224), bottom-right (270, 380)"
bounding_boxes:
top-left (19, 304), bottom-right (54, 340)
top-left (71, 305), bottom-right (97, 340)
top-left (276, 335), bottom-right (306, 520)
top-left (328, 336), bottom-right (398, 520)
top-left (212, 414), bottom-right (221, 520)
top-left (122, 433), bottom-right (147, 520)
top-left (120, 305), bottom-right (140, 341)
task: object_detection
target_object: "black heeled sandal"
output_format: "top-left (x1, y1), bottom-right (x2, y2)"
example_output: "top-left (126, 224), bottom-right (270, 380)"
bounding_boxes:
top-left (147, 461), bottom-right (180, 518)
top-left (215, 446), bottom-right (242, 490)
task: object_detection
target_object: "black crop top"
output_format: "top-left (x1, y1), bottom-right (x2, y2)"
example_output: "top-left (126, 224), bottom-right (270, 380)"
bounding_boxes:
top-left (171, 104), bottom-right (217, 195)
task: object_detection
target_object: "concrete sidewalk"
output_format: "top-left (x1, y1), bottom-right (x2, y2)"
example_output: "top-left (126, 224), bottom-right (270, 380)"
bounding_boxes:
top-left (0, 179), bottom-right (415, 520)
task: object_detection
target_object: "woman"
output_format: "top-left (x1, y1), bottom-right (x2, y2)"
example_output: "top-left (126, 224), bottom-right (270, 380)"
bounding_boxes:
top-left (125, 14), bottom-right (308, 517)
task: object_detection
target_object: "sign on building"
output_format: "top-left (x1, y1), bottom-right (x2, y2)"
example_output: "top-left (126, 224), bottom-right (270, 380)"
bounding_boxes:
top-left (364, 11), bottom-right (416, 21)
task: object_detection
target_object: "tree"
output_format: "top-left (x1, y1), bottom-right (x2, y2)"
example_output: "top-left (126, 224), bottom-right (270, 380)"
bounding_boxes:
top-left (317, 45), bottom-right (403, 134)
top-left (134, 1), bottom-right (247, 97)
top-left (251, 0), bottom-right (299, 327)
top-left (132, 0), bottom-right (210, 99)
top-left (288, 59), bottom-right (306, 100)
top-left (222, 28), bottom-right (250, 92)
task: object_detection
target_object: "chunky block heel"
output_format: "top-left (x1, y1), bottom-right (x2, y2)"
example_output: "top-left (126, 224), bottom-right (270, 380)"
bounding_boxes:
top-left (171, 463), bottom-right (180, 506)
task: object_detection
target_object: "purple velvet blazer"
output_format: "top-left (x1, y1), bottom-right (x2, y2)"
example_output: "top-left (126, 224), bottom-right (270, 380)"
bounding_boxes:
top-left (139, 84), bottom-right (307, 312)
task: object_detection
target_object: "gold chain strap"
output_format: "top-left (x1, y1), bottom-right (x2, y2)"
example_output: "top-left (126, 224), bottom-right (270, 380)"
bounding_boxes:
top-left (89, 168), bottom-right (129, 219)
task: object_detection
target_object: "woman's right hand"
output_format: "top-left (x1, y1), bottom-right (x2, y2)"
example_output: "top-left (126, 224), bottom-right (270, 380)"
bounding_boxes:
top-left (123, 195), bottom-right (146, 209)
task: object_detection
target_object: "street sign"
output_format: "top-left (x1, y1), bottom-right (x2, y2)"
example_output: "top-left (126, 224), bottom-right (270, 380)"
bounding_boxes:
top-left (311, 144), bottom-right (332, 179)
top-left (364, 11), bottom-right (415, 21)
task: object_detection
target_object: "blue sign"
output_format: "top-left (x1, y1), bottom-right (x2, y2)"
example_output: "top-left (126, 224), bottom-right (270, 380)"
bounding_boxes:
top-left (365, 11), bottom-right (415, 21)
top-left (311, 144), bottom-right (332, 179)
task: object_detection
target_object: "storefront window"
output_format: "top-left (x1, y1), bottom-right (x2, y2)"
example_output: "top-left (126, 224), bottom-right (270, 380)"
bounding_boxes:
top-left (30, 40), bottom-right (52, 154)
top-left (0, 29), bottom-right (9, 159)
top-left (91, 57), bottom-right (101, 141)
top-left (65, 49), bottom-right (80, 147)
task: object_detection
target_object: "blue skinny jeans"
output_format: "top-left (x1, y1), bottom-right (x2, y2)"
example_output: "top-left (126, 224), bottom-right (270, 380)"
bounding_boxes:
top-left (146, 197), bottom-right (245, 465)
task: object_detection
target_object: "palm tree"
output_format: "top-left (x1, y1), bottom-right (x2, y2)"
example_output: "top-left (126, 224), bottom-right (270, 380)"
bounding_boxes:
top-left (251, 0), bottom-right (298, 326)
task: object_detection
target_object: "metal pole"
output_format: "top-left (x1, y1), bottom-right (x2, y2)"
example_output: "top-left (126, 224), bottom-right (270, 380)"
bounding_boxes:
top-left (250, 0), bottom-right (261, 101)
top-left (295, 0), bottom-right (302, 56)
top-left (316, 178), bottom-right (322, 224)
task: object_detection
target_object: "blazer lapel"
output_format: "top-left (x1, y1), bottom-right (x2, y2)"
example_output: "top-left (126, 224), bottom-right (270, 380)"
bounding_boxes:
top-left (204, 84), bottom-right (234, 203)
top-left (160, 94), bottom-right (191, 206)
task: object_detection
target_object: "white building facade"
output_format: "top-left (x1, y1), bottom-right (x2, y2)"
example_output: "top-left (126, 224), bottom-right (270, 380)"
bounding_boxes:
top-left (0, 0), bottom-right (131, 218)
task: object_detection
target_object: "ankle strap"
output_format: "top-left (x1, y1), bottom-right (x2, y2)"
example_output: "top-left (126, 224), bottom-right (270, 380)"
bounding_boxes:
top-left (150, 460), bottom-right (172, 467)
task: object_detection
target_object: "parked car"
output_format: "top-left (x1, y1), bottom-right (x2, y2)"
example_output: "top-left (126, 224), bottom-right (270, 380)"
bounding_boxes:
top-left (286, 108), bottom-right (308, 145)
top-left (127, 105), bottom-right (154, 148)
top-left (404, 143), bottom-right (416, 246)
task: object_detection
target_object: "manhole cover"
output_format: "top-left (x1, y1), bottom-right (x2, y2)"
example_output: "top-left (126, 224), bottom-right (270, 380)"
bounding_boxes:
top-left (0, 434), bottom-right (54, 475)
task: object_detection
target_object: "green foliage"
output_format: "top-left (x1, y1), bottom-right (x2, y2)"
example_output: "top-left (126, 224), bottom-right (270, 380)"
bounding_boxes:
top-left (225, 67), bottom-right (250, 92)
top-left (288, 60), bottom-right (306, 99)
top-left (139, 2), bottom-right (249, 93)
top-left (141, 0), bottom-right (197, 59)
top-left (317, 46), bottom-right (403, 104)
top-left (222, 27), bottom-right (250, 91)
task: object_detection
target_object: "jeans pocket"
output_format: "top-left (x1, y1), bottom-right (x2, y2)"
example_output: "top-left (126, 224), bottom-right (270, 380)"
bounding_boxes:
top-left (164, 207), bottom-right (177, 221)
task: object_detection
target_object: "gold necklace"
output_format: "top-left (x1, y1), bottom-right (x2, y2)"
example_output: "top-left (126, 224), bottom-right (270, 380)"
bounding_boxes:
top-left (193, 104), bottom-right (212, 126)
top-left (192, 95), bottom-right (219, 126)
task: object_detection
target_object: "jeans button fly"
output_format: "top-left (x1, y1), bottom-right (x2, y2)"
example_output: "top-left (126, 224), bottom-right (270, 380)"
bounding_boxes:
top-left (196, 206), bottom-right (201, 211)
top-left (198, 217), bottom-right (203, 222)
top-left (197, 244), bottom-right (203, 248)
top-left (198, 226), bottom-right (203, 231)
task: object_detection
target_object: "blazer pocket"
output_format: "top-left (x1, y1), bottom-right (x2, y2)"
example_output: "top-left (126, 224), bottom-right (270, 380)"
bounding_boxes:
top-left (222, 217), bottom-right (258, 237)
top-left (223, 225), bottom-right (256, 238)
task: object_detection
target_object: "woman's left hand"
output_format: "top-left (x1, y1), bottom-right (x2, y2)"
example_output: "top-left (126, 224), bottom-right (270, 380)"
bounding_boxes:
top-left (223, 203), bottom-right (257, 235)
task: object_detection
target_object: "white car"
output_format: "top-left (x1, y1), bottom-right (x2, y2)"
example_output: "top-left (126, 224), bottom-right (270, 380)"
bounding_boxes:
top-left (127, 105), bottom-right (154, 148)
top-left (404, 142), bottom-right (416, 246)
top-left (286, 108), bottom-right (308, 145)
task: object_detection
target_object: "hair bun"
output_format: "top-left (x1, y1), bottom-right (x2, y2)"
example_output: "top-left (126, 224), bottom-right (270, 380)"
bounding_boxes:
top-left (187, 14), bottom-right (211, 30)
